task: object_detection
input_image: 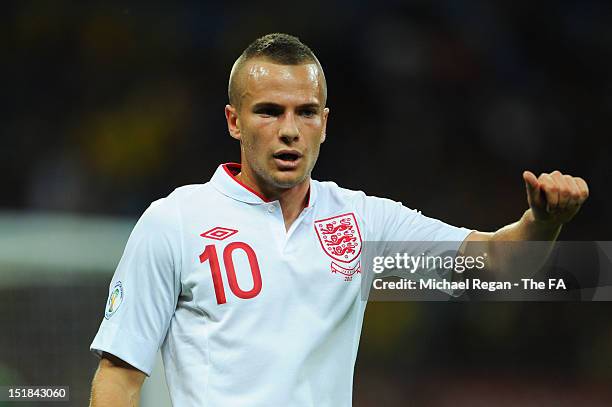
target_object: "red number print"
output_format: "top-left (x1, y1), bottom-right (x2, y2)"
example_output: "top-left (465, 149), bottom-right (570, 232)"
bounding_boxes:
top-left (199, 242), bottom-right (262, 304)
top-left (199, 244), bottom-right (226, 304)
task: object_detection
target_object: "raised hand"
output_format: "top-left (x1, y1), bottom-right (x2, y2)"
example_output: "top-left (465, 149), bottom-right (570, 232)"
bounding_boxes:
top-left (523, 170), bottom-right (589, 225)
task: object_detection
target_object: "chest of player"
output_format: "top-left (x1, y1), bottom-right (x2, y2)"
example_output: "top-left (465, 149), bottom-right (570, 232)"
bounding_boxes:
top-left (179, 200), bottom-right (364, 320)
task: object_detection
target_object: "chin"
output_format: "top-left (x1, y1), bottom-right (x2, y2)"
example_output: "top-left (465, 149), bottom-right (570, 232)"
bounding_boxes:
top-left (269, 171), bottom-right (308, 189)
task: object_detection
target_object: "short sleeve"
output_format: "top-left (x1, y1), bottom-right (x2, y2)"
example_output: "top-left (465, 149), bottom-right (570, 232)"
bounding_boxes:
top-left (359, 195), bottom-right (473, 279)
top-left (90, 198), bottom-right (182, 376)
top-left (361, 195), bottom-right (472, 245)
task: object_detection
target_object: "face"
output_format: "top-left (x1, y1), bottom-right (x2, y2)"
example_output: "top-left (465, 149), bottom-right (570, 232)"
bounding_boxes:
top-left (225, 59), bottom-right (329, 193)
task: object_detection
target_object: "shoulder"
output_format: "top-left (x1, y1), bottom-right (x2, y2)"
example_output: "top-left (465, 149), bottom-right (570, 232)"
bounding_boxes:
top-left (312, 179), bottom-right (404, 210)
top-left (140, 183), bottom-right (208, 231)
top-left (151, 181), bottom-right (216, 210)
top-left (312, 180), bottom-right (366, 204)
top-left (164, 183), bottom-right (209, 204)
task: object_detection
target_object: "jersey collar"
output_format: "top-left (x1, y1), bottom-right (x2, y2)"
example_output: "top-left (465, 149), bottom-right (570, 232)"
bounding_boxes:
top-left (210, 163), bottom-right (317, 207)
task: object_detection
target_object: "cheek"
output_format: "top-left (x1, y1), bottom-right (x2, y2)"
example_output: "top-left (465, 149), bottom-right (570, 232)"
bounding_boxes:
top-left (301, 117), bottom-right (322, 128)
top-left (305, 122), bottom-right (325, 142)
top-left (241, 128), bottom-right (267, 154)
top-left (245, 118), bottom-right (274, 136)
top-left (304, 121), bottom-right (326, 142)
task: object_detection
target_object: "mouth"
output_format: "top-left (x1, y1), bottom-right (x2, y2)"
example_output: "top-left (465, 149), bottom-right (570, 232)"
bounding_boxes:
top-left (273, 150), bottom-right (302, 169)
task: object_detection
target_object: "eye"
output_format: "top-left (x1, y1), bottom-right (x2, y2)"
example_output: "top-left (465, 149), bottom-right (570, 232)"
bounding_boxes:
top-left (254, 107), bottom-right (282, 117)
top-left (299, 108), bottom-right (317, 118)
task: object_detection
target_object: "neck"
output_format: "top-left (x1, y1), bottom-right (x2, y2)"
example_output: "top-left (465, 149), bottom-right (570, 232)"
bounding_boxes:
top-left (235, 171), bottom-right (310, 231)
top-left (276, 183), bottom-right (310, 231)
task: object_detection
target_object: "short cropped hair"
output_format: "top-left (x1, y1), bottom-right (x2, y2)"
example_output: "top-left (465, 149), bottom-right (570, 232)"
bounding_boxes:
top-left (228, 33), bottom-right (326, 107)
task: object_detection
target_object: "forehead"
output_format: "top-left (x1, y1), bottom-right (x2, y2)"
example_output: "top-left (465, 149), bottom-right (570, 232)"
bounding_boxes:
top-left (239, 59), bottom-right (324, 106)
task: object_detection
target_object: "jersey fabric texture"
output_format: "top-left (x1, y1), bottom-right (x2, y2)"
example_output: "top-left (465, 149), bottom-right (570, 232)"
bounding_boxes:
top-left (90, 163), bottom-right (472, 406)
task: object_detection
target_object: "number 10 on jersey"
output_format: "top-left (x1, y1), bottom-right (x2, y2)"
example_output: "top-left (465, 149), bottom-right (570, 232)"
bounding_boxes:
top-left (199, 242), bottom-right (263, 304)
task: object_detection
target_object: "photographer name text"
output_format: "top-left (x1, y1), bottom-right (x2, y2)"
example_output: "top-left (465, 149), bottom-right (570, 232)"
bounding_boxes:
top-left (372, 278), bottom-right (567, 292)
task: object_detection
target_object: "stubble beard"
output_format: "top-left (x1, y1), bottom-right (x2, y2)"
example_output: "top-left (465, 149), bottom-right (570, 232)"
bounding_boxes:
top-left (256, 156), bottom-right (313, 190)
top-left (246, 152), bottom-right (319, 191)
top-left (241, 136), bottom-right (321, 191)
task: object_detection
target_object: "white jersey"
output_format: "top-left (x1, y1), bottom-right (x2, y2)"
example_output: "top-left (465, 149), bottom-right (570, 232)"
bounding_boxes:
top-left (90, 163), bottom-right (471, 406)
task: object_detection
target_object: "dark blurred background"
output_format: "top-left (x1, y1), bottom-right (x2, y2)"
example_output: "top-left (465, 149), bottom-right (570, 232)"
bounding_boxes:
top-left (1, 0), bottom-right (611, 405)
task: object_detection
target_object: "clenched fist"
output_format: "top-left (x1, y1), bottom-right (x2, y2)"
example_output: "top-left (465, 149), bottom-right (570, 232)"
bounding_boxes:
top-left (523, 170), bottom-right (589, 225)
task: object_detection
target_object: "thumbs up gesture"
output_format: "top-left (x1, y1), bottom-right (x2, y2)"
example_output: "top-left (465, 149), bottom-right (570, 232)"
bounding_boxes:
top-left (523, 170), bottom-right (589, 225)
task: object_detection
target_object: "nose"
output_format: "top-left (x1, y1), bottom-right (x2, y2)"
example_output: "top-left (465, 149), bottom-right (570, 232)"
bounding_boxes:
top-left (279, 112), bottom-right (299, 143)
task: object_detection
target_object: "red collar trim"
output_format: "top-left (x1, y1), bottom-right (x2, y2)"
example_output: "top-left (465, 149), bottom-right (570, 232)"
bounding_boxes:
top-left (222, 163), bottom-right (271, 203)
top-left (220, 162), bottom-right (313, 207)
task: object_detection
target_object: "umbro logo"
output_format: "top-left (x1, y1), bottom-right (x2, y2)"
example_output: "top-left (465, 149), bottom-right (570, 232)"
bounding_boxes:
top-left (200, 227), bottom-right (238, 241)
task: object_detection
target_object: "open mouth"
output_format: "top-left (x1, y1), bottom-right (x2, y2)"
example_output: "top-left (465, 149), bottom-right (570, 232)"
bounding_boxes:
top-left (273, 152), bottom-right (300, 162)
top-left (273, 151), bottom-right (302, 169)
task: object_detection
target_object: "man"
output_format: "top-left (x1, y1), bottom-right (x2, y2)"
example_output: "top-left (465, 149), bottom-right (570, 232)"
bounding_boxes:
top-left (89, 33), bottom-right (589, 406)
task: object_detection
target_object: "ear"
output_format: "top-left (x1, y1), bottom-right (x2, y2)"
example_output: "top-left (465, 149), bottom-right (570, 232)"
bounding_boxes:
top-left (225, 104), bottom-right (241, 140)
top-left (320, 107), bottom-right (330, 143)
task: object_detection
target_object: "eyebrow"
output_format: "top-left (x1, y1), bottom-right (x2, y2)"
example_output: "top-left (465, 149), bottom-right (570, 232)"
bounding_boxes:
top-left (251, 102), bottom-right (321, 110)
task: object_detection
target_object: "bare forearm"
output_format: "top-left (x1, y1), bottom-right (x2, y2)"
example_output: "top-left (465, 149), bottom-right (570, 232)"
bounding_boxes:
top-left (90, 378), bottom-right (140, 407)
top-left (463, 170), bottom-right (588, 275)
top-left (492, 209), bottom-right (561, 242)
top-left (469, 210), bottom-right (562, 275)
top-left (89, 356), bottom-right (144, 407)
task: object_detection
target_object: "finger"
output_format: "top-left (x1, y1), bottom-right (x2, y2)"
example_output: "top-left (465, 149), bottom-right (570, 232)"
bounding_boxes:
top-left (575, 177), bottom-right (590, 203)
top-left (539, 173), bottom-right (559, 212)
top-left (564, 175), bottom-right (581, 208)
top-left (552, 171), bottom-right (571, 210)
top-left (523, 170), bottom-right (541, 207)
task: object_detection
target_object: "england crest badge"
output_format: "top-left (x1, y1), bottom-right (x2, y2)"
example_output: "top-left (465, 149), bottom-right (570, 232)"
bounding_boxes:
top-left (315, 211), bottom-right (362, 265)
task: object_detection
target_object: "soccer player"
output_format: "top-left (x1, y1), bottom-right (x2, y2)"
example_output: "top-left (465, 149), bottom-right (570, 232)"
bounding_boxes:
top-left (89, 33), bottom-right (589, 406)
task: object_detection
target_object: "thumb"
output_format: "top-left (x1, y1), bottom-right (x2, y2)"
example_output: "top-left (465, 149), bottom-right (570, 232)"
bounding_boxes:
top-left (523, 170), bottom-right (541, 207)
